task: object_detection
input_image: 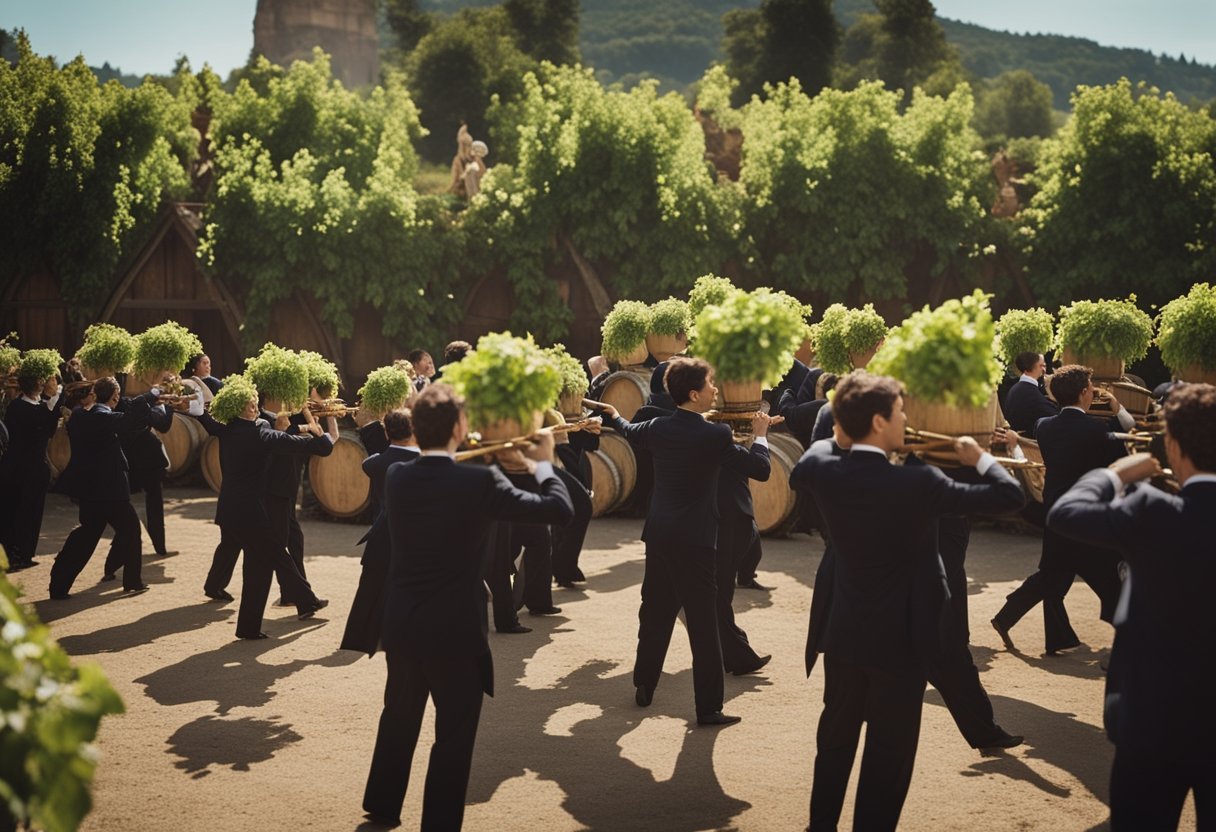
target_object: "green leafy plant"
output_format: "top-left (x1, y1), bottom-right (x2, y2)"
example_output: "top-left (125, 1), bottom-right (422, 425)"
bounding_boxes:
top-left (545, 344), bottom-right (589, 397)
top-left (0, 545), bottom-right (124, 832)
top-left (77, 324), bottom-right (135, 374)
top-left (297, 350), bottom-right (341, 397)
top-left (870, 290), bottom-right (1004, 407)
top-left (209, 374), bottom-right (259, 424)
top-left (766, 289), bottom-right (814, 338)
top-left (243, 344), bottom-right (310, 410)
top-left (691, 289), bottom-right (806, 386)
top-left (133, 322), bottom-right (204, 375)
top-left (648, 297), bottom-right (692, 337)
top-left (600, 300), bottom-right (652, 361)
top-left (0, 334), bottom-right (19, 375)
top-left (18, 348), bottom-right (64, 383)
top-left (815, 304), bottom-right (889, 374)
top-left (1055, 297), bottom-right (1154, 363)
top-left (358, 365), bottom-right (414, 414)
top-left (995, 308), bottom-right (1055, 367)
top-left (1155, 282), bottom-right (1216, 372)
top-left (443, 332), bottom-right (563, 427)
top-left (688, 274), bottom-right (740, 319)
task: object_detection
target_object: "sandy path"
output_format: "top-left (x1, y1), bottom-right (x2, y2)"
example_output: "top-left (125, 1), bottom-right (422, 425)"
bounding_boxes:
top-left (9, 488), bottom-right (1196, 831)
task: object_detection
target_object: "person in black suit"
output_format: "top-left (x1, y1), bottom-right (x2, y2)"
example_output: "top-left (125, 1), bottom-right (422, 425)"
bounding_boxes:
top-left (407, 349), bottom-right (435, 392)
top-left (194, 390), bottom-right (335, 638)
top-left (599, 357), bottom-right (765, 726)
top-left (992, 364), bottom-right (1131, 654)
top-left (646, 361), bottom-right (676, 411)
top-left (1047, 382), bottom-right (1216, 832)
top-left (361, 384), bottom-right (572, 830)
top-left (103, 381), bottom-right (176, 580)
top-left (715, 422), bottom-right (776, 674)
top-left (0, 371), bottom-right (62, 571)
top-left (791, 372), bottom-right (1023, 831)
top-left (48, 377), bottom-right (157, 597)
top-left (1001, 351), bottom-right (1059, 435)
top-left (779, 371), bottom-right (836, 447)
top-left (342, 409), bottom-right (420, 656)
top-left (552, 419), bottom-right (598, 586)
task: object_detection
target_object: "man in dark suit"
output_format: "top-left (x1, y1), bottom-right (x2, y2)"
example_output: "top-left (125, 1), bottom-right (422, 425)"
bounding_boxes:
top-left (194, 389), bottom-right (335, 638)
top-left (599, 357), bottom-right (766, 726)
top-left (1047, 382), bottom-right (1216, 832)
top-left (992, 364), bottom-right (1131, 654)
top-left (716, 422), bottom-right (775, 674)
top-left (343, 409), bottom-right (420, 656)
top-left (552, 421), bottom-right (598, 586)
top-left (48, 377), bottom-right (157, 597)
top-left (791, 372), bottom-right (1024, 831)
top-left (1001, 351), bottom-right (1058, 435)
top-left (407, 349), bottom-right (435, 392)
top-left (362, 384), bottom-right (573, 830)
top-left (0, 371), bottom-right (62, 571)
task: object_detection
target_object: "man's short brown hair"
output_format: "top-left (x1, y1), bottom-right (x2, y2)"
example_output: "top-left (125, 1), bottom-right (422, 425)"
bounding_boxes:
top-left (443, 341), bottom-right (472, 364)
top-left (1014, 351), bottom-right (1043, 374)
top-left (1164, 382), bottom-right (1216, 472)
top-left (383, 408), bottom-right (414, 442)
top-left (832, 371), bottom-right (904, 441)
top-left (1050, 364), bottom-right (1092, 407)
top-left (411, 383), bottom-right (464, 449)
top-left (93, 376), bottom-right (119, 404)
top-left (664, 358), bottom-right (712, 405)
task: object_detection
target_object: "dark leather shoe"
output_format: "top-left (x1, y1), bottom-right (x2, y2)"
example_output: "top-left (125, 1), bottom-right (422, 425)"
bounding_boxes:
top-left (100, 573), bottom-right (117, 583)
top-left (205, 588), bottom-right (235, 602)
top-left (237, 632), bottom-right (269, 640)
top-left (49, 590), bottom-right (71, 600)
top-left (297, 598), bottom-right (329, 620)
top-left (275, 596), bottom-right (298, 607)
top-left (497, 623), bottom-right (532, 634)
top-left (571, 568), bottom-right (586, 582)
top-left (8, 558), bottom-right (36, 571)
top-left (1045, 639), bottom-right (1082, 656)
top-left (973, 726), bottom-right (1024, 751)
top-left (697, 711), bottom-right (742, 727)
top-left (737, 579), bottom-right (773, 591)
top-left (730, 654), bottom-right (772, 676)
top-left (362, 811), bottom-right (401, 828)
top-left (528, 606), bottom-right (562, 616)
top-left (991, 618), bottom-right (1016, 651)
top-left (635, 685), bottom-right (654, 707)
top-left (123, 584), bottom-right (150, 594)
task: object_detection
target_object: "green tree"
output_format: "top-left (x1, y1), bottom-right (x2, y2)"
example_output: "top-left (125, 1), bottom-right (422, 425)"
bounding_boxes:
top-left (839, 0), bottom-right (962, 104)
top-left (722, 0), bottom-right (839, 105)
top-left (504, 0), bottom-right (580, 66)
top-left (0, 32), bottom-right (194, 323)
top-left (973, 69), bottom-right (1055, 140)
top-left (1021, 79), bottom-right (1216, 308)
top-left (383, 0), bottom-right (434, 53)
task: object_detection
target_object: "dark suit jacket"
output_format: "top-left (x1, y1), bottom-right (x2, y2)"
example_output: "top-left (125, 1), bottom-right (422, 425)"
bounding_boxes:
top-left (1035, 408), bottom-right (1127, 509)
top-left (358, 420), bottom-right (391, 457)
top-left (117, 398), bottom-right (172, 480)
top-left (791, 442), bottom-right (1023, 668)
top-left (262, 412), bottom-right (324, 502)
top-left (53, 397), bottom-right (155, 501)
top-left (610, 408), bottom-right (748, 549)
top-left (357, 446), bottom-right (421, 556)
top-left (0, 397), bottom-right (59, 475)
top-left (717, 440), bottom-right (770, 519)
top-left (810, 402), bottom-right (835, 444)
top-left (1002, 378), bottom-right (1058, 435)
top-left (1048, 472), bottom-right (1216, 749)
top-left (196, 414), bottom-right (333, 529)
top-left (795, 366), bottom-right (825, 405)
top-left (381, 457), bottom-right (573, 693)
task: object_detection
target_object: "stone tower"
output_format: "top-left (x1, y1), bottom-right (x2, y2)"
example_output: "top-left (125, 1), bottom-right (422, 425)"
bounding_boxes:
top-left (253, 0), bottom-right (379, 88)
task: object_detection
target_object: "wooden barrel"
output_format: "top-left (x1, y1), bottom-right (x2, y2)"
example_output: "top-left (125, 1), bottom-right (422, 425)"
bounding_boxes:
top-left (308, 428), bottom-right (370, 518)
top-left (597, 431), bottom-right (637, 512)
top-left (586, 449), bottom-right (622, 518)
top-left (47, 421), bottom-right (71, 477)
top-left (751, 433), bottom-right (802, 535)
top-left (600, 369), bottom-right (651, 421)
top-left (200, 435), bottom-right (223, 493)
top-left (1016, 435), bottom-right (1046, 504)
top-left (161, 412), bottom-right (207, 476)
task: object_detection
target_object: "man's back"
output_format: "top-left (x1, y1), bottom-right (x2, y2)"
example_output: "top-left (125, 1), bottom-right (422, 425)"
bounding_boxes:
top-left (1036, 409), bottom-right (1126, 507)
top-left (1003, 379), bottom-right (1058, 435)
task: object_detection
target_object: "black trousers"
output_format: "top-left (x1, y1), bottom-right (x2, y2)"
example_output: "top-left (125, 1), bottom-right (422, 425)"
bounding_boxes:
top-left (809, 655), bottom-right (926, 832)
top-left (482, 522), bottom-right (519, 631)
top-left (363, 648), bottom-right (485, 830)
top-left (551, 466), bottom-right (592, 583)
top-left (229, 524), bottom-right (317, 637)
top-left (205, 527), bottom-right (242, 594)
top-left (50, 498), bottom-right (143, 593)
top-left (0, 462), bottom-right (51, 564)
top-left (1110, 742), bottom-right (1213, 832)
top-left (633, 541), bottom-right (724, 717)
top-left (716, 512), bottom-right (762, 672)
top-left (267, 494), bottom-right (307, 602)
top-left (510, 522), bottom-right (553, 613)
top-left (993, 528), bottom-right (1122, 652)
top-left (735, 524), bottom-right (763, 585)
top-left (204, 508), bottom-right (306, 599)
top-left (104, 472), bottom-right (167, 574)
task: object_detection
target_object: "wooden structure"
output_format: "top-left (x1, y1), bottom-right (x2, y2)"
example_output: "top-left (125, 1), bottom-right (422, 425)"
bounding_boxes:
top-left (0, 265), bottom-right (73, 354)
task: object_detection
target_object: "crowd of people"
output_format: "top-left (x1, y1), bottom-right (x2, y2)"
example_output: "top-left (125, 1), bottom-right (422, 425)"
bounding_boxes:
top-left (0, 339), bottom-right (1211, 832)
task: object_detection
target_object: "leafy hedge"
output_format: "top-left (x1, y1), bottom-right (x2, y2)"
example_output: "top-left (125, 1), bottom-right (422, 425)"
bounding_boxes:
top-left (1155, 283), bottom-right (1216, 373)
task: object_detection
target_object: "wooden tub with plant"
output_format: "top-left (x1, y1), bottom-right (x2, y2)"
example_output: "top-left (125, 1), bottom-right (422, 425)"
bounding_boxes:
top-left (645, 297), bottom-right (691, 362)
top-left (814, 303), bottom-right (889, 375)
top-left (1156, 282), bottom-right (1216, 385)
top-left (1055, 297), bottom-right (1153, 381)
top-left (443, 331), bottom-right (563, 442)
top-left (599, 300), bottom-right (655, 419)
top-left (77, 323), bottom-right (136, 381)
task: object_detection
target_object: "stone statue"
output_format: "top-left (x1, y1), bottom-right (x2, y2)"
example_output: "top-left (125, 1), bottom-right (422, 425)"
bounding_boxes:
top-left (449, 123), bottom-right (475, 197)
top-left (463, 140), bottom-right (489, 198)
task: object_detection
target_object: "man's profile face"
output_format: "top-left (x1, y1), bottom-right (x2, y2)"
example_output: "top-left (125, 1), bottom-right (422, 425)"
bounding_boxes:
top-left (687, 373), bottom-right (717, 413)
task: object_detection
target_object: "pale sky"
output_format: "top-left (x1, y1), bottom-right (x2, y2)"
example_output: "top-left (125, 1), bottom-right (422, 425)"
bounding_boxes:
top-left (3, 0), bottom-right (1214, 78)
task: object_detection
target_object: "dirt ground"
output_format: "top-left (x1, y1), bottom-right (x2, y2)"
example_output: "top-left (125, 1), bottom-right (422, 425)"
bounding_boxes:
top-left (9, 488), bottom-right (1197, 832)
